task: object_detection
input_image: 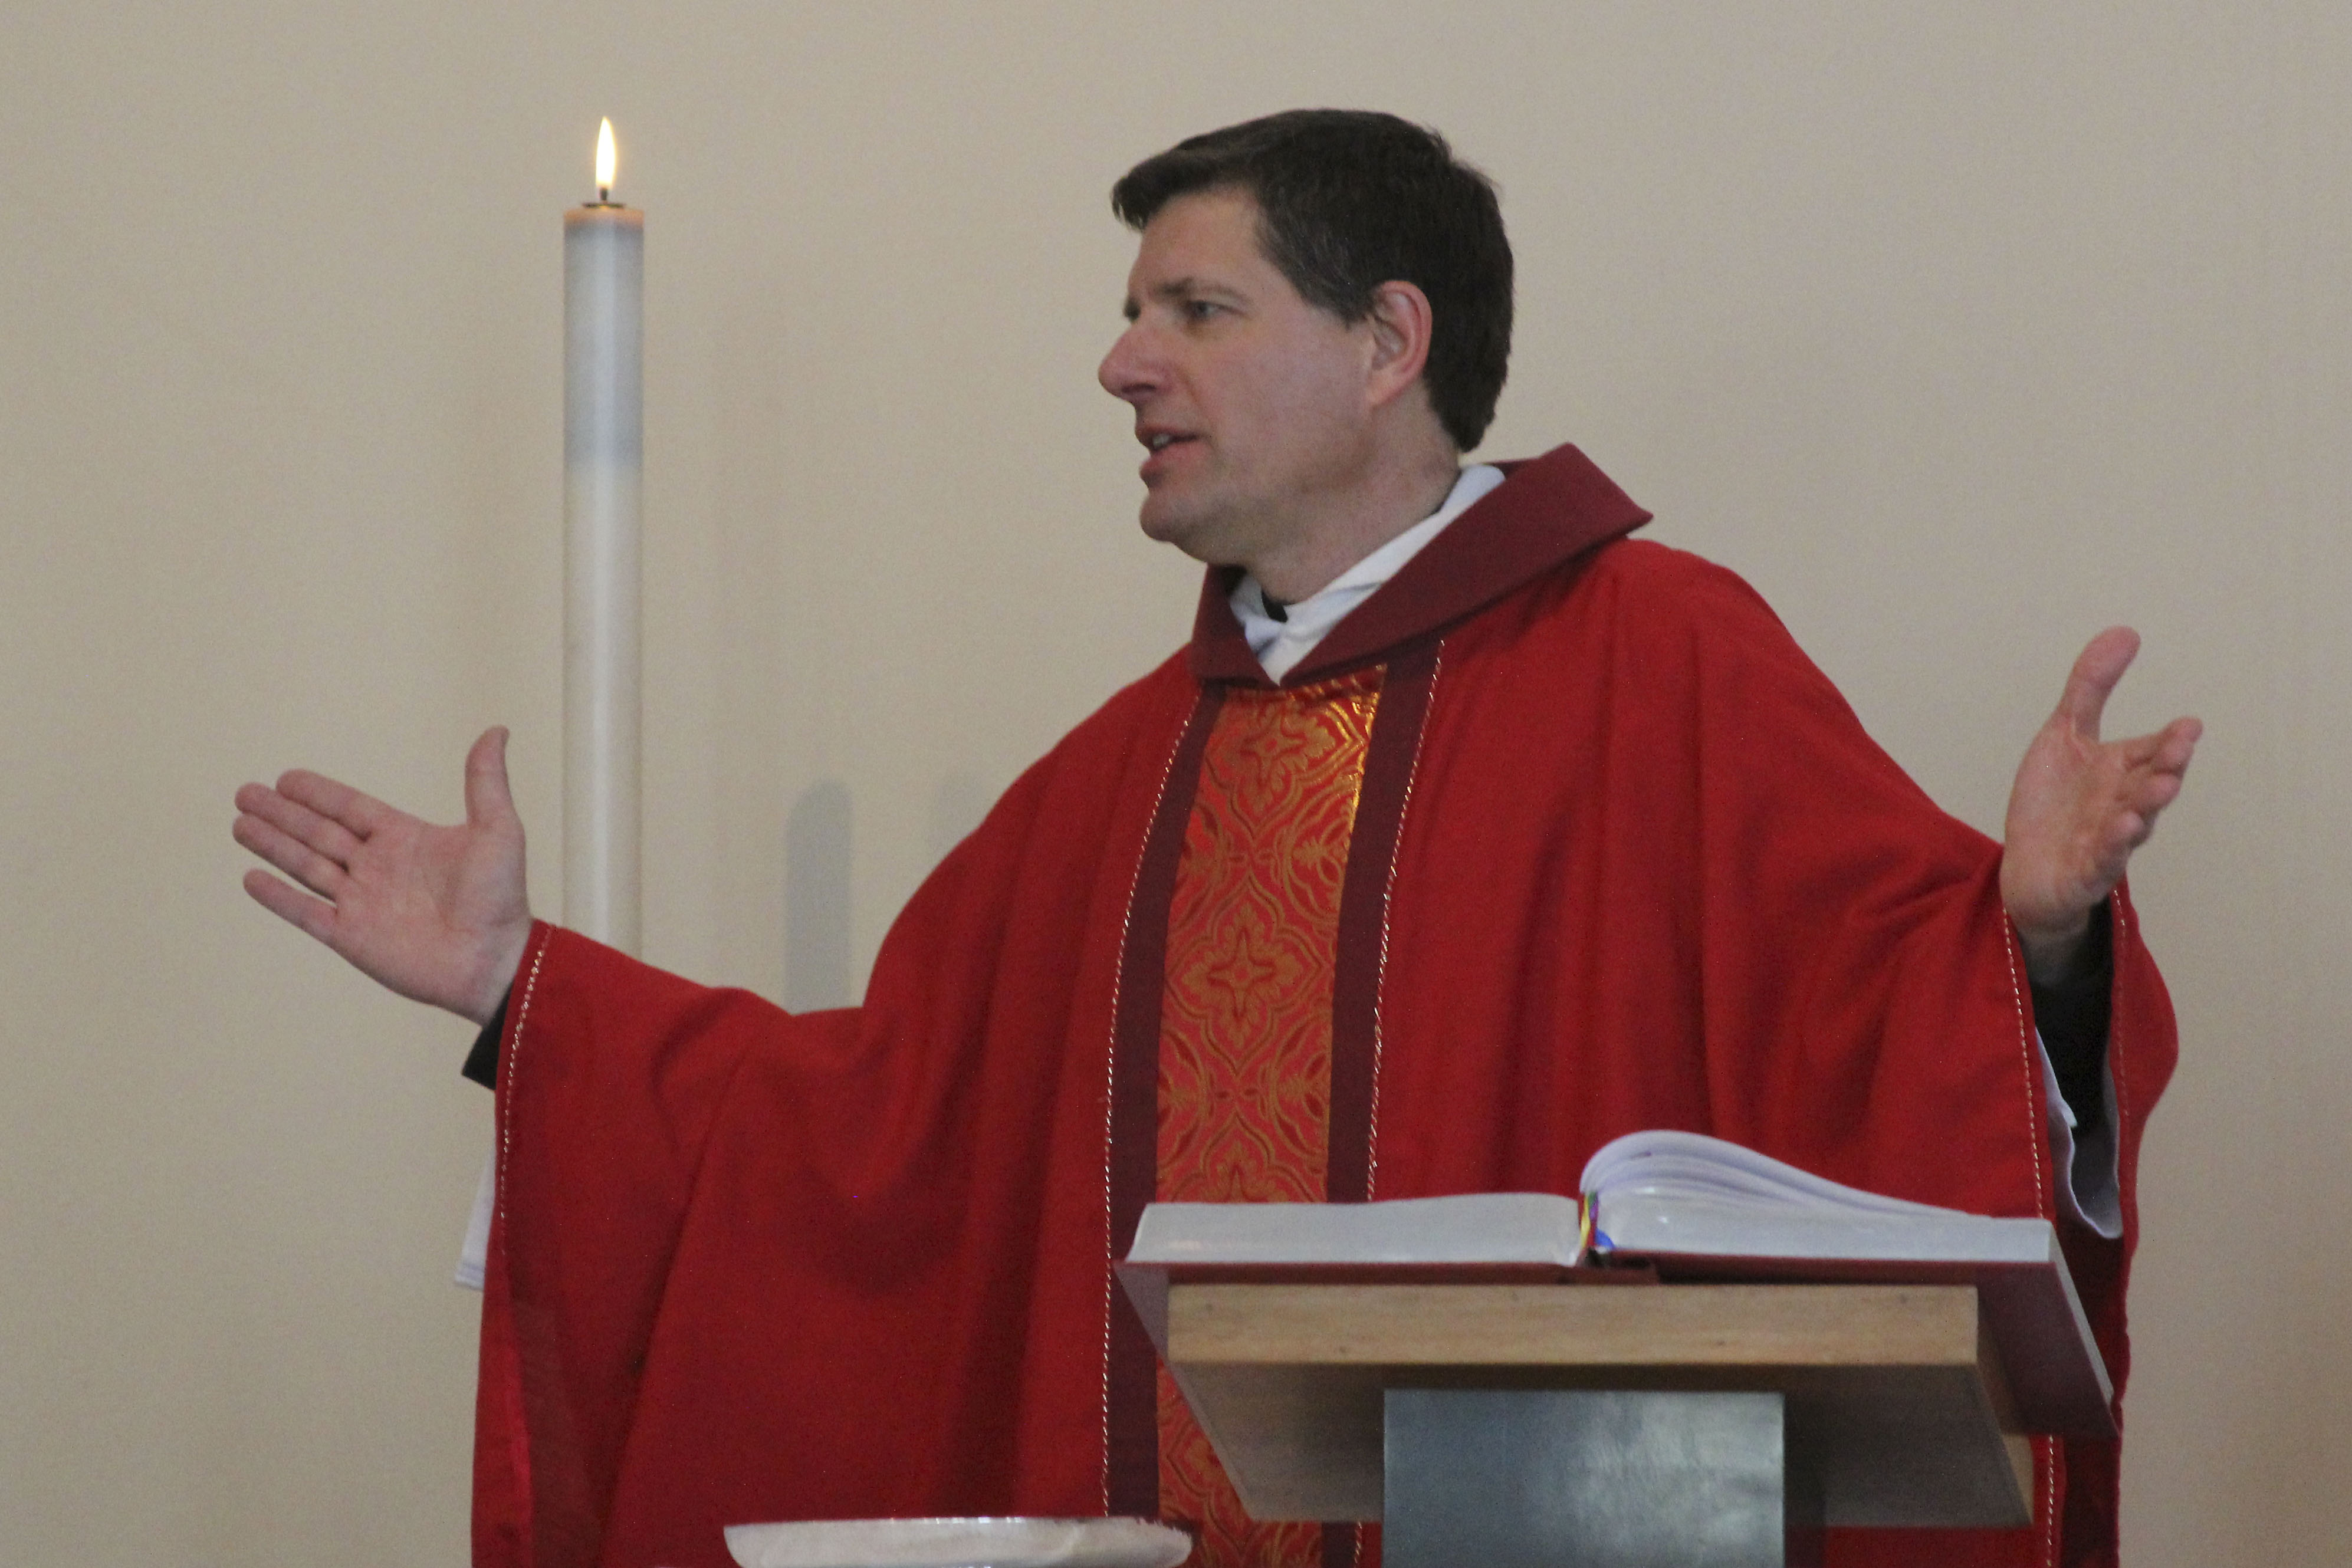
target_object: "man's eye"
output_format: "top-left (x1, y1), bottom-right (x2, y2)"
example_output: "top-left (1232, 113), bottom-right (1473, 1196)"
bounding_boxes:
top-left (1182, 300), bottom-right (1222, 323)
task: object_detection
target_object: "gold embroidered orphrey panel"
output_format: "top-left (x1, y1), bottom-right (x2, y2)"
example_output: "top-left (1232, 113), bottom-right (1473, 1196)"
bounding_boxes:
top-left (1154, 669), bottom-right (1384, 1568)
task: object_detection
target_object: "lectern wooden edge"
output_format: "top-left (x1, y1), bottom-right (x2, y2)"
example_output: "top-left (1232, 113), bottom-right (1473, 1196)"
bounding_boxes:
top-left (1118, 1270), bottom-right (2110, 1538)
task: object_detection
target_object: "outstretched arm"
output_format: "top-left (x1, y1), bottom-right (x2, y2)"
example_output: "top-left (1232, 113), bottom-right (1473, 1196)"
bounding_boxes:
top-left (2002, 627), bottom-right (2202, 985)
top-left (232, 727), bottom-right (533, 1025)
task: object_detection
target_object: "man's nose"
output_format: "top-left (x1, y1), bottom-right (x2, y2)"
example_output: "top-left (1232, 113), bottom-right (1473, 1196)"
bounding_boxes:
top-left (1098, 323), bottom-right (1159, 403)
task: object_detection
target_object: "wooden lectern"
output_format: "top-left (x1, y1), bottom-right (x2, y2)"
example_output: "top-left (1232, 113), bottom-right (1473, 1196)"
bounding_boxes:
top-left (1121, 1275), bottom-right (2106, 1568)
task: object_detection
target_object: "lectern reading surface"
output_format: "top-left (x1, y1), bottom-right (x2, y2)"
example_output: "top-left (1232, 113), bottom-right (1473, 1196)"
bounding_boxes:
top-left (1127, 1131), bottom-right (2113, 1432)
top-left (1120, 1138), bottom-right (2111, 1566)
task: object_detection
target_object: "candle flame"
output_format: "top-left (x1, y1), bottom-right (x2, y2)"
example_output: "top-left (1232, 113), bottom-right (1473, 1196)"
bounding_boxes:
top-left (595, 118), bottom-right (617, 198)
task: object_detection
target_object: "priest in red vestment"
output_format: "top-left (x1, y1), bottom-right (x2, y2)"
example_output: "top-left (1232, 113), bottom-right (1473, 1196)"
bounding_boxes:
top-left (232, 111), bottom-right (2200, 1568)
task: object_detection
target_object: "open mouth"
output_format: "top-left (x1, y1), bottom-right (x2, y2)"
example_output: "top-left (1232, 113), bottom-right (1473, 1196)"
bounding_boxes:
top-left (1138, 431), bottom-right (1200, 481)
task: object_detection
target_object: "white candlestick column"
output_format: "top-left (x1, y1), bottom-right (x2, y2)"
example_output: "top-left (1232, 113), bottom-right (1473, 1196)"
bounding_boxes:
top-left (563, 199), bottom-right (643, 954)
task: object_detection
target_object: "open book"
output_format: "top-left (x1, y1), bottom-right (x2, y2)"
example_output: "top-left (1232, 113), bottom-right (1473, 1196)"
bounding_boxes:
top-left (1123, 1129), bottom-right (2113, 1436)
top-left (1581, 1129), bottom-right (2068, 1267)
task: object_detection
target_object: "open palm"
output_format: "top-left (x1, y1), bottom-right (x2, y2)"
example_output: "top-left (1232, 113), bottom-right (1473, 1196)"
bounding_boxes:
top-left (233, 727), bottom-right (533, 1024)
top-left (2002, 628), bottom-right (2200, 982)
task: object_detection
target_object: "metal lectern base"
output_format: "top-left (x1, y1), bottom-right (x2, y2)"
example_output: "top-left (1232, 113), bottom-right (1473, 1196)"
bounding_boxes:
top-left (1382, 1389), bottom-right (1824, 1568)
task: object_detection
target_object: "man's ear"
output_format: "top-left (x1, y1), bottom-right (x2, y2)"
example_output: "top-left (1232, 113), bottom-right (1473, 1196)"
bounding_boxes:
top-left (1362, 280), bottom-right (1435, 409)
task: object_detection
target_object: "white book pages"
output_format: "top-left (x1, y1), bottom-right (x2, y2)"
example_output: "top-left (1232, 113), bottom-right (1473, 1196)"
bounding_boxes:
top-left (1578, 1130), bottom-right (2052, 1264)
top-left (1580, 1129), bottom-right (1964, 1217)
top-left (1128, 1192), bottom-right (1582, 1268)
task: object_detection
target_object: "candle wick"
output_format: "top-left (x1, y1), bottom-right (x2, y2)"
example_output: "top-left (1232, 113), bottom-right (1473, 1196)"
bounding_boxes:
top-left (597, 185), bottom-right (611, 204)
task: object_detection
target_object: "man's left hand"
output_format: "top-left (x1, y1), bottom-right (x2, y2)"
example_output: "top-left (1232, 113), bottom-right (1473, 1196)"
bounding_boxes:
top-left (2002, 626), bottom-right (2201, 984)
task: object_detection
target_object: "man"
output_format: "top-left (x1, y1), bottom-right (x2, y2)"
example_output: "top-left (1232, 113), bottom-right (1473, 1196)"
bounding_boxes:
top-left (233, 112), bottom-right (2197, 1568)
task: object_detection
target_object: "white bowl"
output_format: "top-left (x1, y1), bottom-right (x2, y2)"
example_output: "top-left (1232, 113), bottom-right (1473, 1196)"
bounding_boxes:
top-left (723, 1516), bottom-right (1193, 1568)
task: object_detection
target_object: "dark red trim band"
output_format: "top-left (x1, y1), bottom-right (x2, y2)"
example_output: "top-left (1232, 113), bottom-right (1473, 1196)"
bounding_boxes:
top-left (1328, 646), bottom-right (1438, 1205)
top-left (1105, 684), bottom-right (1224, 1519)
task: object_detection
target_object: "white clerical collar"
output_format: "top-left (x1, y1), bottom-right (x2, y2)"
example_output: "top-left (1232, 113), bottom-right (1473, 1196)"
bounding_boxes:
top-left (1232, 465), bottom-right (1506, 683)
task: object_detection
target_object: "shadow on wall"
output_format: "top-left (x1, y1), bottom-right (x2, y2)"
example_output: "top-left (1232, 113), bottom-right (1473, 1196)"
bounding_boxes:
top-left (783, 773), bottom-right (1001, 1012)
top-left (784, 781), bottom-right (853, 1011)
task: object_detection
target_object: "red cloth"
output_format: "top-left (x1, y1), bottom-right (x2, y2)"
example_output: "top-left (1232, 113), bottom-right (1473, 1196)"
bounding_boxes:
top-left (473, 445), bottom-right (2174, 1568)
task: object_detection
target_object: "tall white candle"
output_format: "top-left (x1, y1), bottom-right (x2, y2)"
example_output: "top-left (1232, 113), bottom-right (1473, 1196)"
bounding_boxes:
top-left (563, 117), bottom-right (643, 955)
top-left (462, 120), bottom-right (648, 1291)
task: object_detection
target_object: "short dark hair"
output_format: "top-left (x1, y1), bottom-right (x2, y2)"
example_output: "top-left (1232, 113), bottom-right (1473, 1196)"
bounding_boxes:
top-left (1111, 109), bottom-right (1513, 452)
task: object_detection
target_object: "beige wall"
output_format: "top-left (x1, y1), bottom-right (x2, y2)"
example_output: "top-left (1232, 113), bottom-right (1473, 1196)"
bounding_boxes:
top-left (2, 3), bottom-right (2341, 1562)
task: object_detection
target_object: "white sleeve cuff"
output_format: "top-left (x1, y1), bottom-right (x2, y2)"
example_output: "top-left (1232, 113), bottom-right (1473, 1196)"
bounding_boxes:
top-left (455, 1144), bottom-right (494, 1290)
top-left (2037, 1028), bottom-right (2121, 1239)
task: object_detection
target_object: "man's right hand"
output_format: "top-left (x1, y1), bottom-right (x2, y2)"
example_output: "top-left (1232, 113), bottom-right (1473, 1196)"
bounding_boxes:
top-left (234, 727), bottom-right (533, 1027)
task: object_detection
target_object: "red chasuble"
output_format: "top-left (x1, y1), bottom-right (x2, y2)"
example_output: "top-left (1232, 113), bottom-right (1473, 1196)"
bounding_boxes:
top-left (472, 445), bottom-right (2174, 1568)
